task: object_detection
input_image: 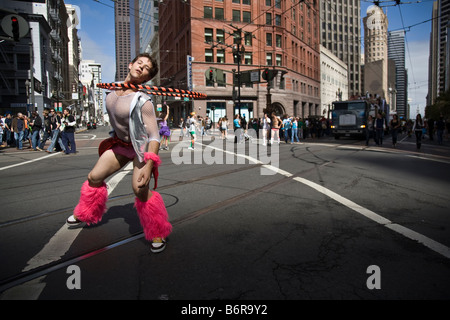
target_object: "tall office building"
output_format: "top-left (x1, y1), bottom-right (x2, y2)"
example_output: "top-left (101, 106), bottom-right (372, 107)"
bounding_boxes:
top-left (363, 5), bottom-right (389, 103)
top-left (138, 0), bottom-right (160, 85)
top-left (320, 0), bottom-right (362, 97)
top-left (428, 0), bottom-right (450, 105)
top-left (388, 30), bottom-right (407, 119)
top-left (428, 1), bottom-right (439, 106)
top-left (114, 0), bottom-right (140, 81)
top-left (438, 0), bottom-right (450, 93)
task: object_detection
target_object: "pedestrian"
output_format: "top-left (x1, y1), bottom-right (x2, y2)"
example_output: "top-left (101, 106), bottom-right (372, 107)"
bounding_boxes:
top-left (365, 115), bottom-right (374, 146)
top-left (205, 116), bottom-right (212, 135)
top-left (39, 109), bottom-right (52, 150)
top-left (66, 53), bottom-right (172, 253)
top-left (178, 117), bottom-right (185, 141)
top-left (46, 108), bottom-right (63, 153)
top-left (186, 112), bottom-right (198, 150)
top-left (436, 115), bottom-right (445, 145)
top-left (4, 114), bottom-right (12, 147)
top-left (23, 115), bottom-right (32, 148)
top-left (0, 115), bottom-right (4, 147)
top-left (233, 114), bottom-right (242, 143)
top-left (291, 117), bottom-right (299, 143)
top-left (158, 103), bottom-right (170, 150)
top-left (374, 112), bottom-right (384, 146)
top-left (262, 113), bottom-right (271, 146)
top-left (61, 108), bottom-right (77, 154)
top-left (11, 112), bottom-right (25, 150)
top-left (185, 115), bottom-right (191, 137)
top-left (390, 114), bottom-right (401, 147)
top-left (219, 116), bottom-right (228, 139)
top-left (413, 113), bottom-right (424, 150)
top-left (271, 112), bottom-right (281, 144)
top-left (30, 111), bottom-right (43, 151)
top-left (282, 115), bottom-right (291, 143)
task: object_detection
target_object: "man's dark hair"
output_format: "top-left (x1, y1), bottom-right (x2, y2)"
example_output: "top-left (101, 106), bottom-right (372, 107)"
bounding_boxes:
top-left (131, 53), bottom-right (159, 81)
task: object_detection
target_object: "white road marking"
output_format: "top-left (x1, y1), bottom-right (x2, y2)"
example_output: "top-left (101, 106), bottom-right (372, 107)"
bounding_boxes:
top-left (406, 155), bottom-right (450, 164)
top-left (0, 152), bottom-right (60, 171)
top-left (23, 162), bottom-right (134, 272)
top-left (202, 141), bottom-right (450, 259)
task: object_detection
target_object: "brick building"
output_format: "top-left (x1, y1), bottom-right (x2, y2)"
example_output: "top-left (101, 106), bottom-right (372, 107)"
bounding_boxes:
top-left (159, 0), bottom-right (321, 126)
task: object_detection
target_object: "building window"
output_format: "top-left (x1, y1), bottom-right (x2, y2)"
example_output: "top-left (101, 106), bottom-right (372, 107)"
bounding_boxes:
top-left (266, 53), bottom-right (273, 65)
top-left (217, 49), bottom-right (225, 63)
top-left (205, 49), bottom-right (213, 63)
top-left (204, 6), bottom-right (212, 19)
top-left (275, 14), bottom-right (281, 26)
top-left (266, 13), bottom-right (272, 25)
top-left (243, 11), bottom-right (251, 23)
top-left (215, 7), bottom-right (224, 20)
top-left (266, 33), bottom-right (272, 46)
top-left (216, 29), bottom-right (224, 44)
top-left (232, 10), bottom-right (240, 22)
top-left (244, 52), bottom-right (252, 65)
top-left (205, 28), bottom-right (213, 43)
top-left (244, 32), bottom-right (252, 46)
top-left (276, 34), bottom-right (282, 47)
top-left (276, 54), bottom-right (282, 66)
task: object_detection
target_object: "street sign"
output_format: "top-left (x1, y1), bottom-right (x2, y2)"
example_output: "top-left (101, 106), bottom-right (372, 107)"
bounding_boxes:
top-left (1, 14), bottom-right (29, 40)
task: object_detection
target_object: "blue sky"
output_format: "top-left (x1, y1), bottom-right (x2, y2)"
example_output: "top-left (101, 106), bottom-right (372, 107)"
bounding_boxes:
top-left (67, 0), bottom-right (434, 116)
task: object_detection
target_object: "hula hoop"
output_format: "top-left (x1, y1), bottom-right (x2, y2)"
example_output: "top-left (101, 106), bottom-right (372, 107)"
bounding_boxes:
top-left (96, 82), bottom-right (207, 99)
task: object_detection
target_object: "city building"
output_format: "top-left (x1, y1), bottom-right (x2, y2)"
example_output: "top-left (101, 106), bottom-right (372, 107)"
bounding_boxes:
top-left (320, 45), bottom-right (348, 118)
top-left (363, 5), bottom-right (390, 104)
top-left (114, 0), bottom-right (135, 81)
top-left (427, 0), bottom-right (450, 106)
top-left (79, 60), bottom-right (103, 123)
top-left (0, 0), bottom-right (70, 116)
top-left (388, 30), bottom-right (407, 119)
top-left (138, 0), bottom-right (160, 86)
top-left (158, 0), bottom-right (321, 125)
top-left (320, 0), bottom-right (362, 98)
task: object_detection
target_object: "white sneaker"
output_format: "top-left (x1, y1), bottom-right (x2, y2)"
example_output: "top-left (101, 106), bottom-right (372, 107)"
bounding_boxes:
top-left (151, 237), bottom-right (166, 253)
top-left (66, 215), bottom-right (85, 228)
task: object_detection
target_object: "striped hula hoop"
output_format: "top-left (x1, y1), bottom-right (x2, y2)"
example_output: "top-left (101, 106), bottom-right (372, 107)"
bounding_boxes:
top-left (96, 82), bottom-right (207, 99)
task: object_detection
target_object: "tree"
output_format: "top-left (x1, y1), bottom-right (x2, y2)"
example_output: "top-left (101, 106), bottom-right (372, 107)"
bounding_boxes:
top-left (426, 89), bottom-right (450, 120)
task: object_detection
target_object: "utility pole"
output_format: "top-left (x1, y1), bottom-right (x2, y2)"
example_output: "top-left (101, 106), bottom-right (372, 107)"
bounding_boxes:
top-left (231, 26), bottom-right (245, 116)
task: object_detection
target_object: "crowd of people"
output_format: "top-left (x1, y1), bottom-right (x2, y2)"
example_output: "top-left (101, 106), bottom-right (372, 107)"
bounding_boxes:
top-left (364, 112), bottom-right (449, 149)
top-left (0, 108), bottom-right (77, 154)
top-left (174, 112), bottom-right (330, 146)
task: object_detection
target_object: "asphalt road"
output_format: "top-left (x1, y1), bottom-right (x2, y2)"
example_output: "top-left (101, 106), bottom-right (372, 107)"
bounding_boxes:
top-left (0, 126), bottom-right (449, 305)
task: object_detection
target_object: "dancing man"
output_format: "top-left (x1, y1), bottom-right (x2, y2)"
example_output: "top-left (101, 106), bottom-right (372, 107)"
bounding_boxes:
top-left (66, 53), bottom-right (172, 253)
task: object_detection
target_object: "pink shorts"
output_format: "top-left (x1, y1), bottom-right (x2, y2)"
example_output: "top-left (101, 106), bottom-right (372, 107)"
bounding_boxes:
top-left (111, 144), bottom-right (136, 161)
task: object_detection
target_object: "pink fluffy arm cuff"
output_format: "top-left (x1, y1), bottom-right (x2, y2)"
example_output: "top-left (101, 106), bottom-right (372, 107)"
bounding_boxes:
top-left (144, 152), bottom-right (161, 167)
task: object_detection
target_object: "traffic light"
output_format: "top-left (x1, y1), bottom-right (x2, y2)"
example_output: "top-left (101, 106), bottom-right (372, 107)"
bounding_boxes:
top-left (262, 68), bottom-right (277, 81)
top-left (11, 16), bottom-right (20, 41)
top-left (208, 68), bottom-right (214, 81)
top-left (205, 67), bottom-right (216, 82)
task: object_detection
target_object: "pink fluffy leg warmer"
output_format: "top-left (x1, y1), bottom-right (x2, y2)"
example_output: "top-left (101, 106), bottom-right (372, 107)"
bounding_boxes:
top-left (134, 191), bottom-right (172, 241)
top-left (73, 180), bottom-right (108, 225)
